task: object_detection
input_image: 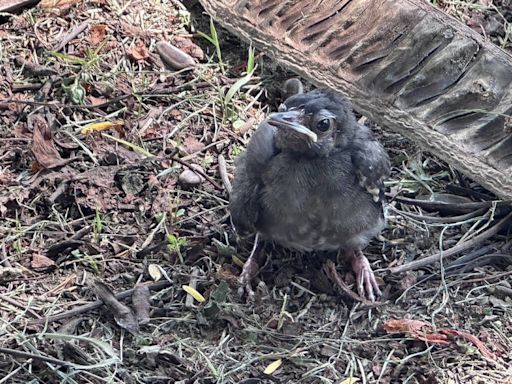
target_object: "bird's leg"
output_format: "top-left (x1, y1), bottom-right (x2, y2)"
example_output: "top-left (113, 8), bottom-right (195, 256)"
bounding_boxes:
top-left (238, 233), bottom-right (265, 298)
top-left (349, 249), bottom-right (382, 302)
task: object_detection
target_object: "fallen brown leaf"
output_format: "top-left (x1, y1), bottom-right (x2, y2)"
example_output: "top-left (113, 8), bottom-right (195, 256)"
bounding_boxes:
top-left (440, 329), bottom-right (496, 360)
top-left (81, 120), bottom-right (124, 135)
top-left (88, 95), bottom-right (107, 106)
top-left (30, 115), bottom-right (63, 169)
top-left (120, 20), bottom-right (145, 37)
top-left (93, 280), bottom-right (139, 334)
top-left (127, 41), bottom-right (150, 61)
top-left (384, 319), bottom-right (449, 344)
top-left (89, 24), bottom-right (107, 45)
top-left (399, 271), bottom-right (417, 290)
top-left (384, 319), bottom-right (496, 360)
top-left (31, 253), bottom-right (56, 270)
top-left (173, 36), bottom-right (204, 60)
top-left (182, 136), bottom-right (205, 155)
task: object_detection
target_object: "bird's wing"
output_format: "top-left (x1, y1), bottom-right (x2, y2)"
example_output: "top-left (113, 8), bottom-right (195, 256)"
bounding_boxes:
top-left (229, 122), bottom-right (278, 233)
top-left (350, 125), bottom-right (390, 203)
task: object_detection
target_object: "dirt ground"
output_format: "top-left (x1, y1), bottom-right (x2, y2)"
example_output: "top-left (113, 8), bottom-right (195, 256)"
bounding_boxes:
top-left (0, 0), bottom-right (511, 383)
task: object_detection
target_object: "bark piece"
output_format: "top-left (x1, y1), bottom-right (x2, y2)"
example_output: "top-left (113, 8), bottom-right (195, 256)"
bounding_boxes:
top-left (0, 0), bottom-right (38, 13)
top-left (199, 0), bottom-right (512, 199)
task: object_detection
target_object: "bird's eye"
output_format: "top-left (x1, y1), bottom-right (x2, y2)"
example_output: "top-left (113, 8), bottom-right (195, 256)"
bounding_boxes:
top-left (316, 118), bottom-right (331, 132)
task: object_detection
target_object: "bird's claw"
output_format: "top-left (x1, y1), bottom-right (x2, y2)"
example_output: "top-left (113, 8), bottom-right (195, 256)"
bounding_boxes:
top-left (351, 250), bottom-right (382, 302)
top-left (238, 270), bottom-right (256, 300)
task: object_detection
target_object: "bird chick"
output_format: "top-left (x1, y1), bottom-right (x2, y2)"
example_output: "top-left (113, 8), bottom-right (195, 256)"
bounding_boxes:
top-left (230, 84), bottom-right (390, 301)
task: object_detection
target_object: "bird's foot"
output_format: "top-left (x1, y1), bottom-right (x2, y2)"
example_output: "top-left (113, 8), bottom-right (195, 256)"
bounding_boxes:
top-left (350, 249), bottom-right (382, 302)
top-left (238, 259), bottom-right (258, 300)
top-left (237, 234), bottom-right (266, 300)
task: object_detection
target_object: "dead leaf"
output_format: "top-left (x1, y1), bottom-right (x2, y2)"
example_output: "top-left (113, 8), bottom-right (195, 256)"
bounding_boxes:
top-left (120, 21), bottom-right (145, 37)
top-left (182, 285), bottom-right (206, 303)
top-left (384, 319), bottom-right (496, 360)
top-left (232, 255), bottom-right (244, 268)
top-left (89, 24), bottom-right (107, 46)
top-left (340, 378), bottom-right (359, 384)
top-left (93, 280), bottom-right (139, 334)
top-left (234, 117), bottom-right (256, 135)
top-left (148, 264), bottom-right (162, 281)
top-left (81, 120), bottom-right (124, 135)
top-left (0, 168), bottom-right (15, 186)
top-left (88, 95), bottom-right (107, 106)
top-left (263, 359), bottom-right (282, 375)
top-left (31, 253), bottom-right (56, 270)
top-left (440, 329), bottom-right (496, 360)
top-left (182, 136), bottom-right (205, 155)
top-left (31, 115), bottom-right (63, 169)
top-left (173, 36), bottom-right (204, 60)
top-left (0, 188), bottom-right (30, 218)
top-left (169, 109), bottom-right (182, 119)
top-left (399, 271), bottom-right (417, 290)
top-left (384, 319), bottom-right (449, 344)
top-left (147, 174), bottom-right (159, 188)
top-left (127, 41), bottom-right (150, 62)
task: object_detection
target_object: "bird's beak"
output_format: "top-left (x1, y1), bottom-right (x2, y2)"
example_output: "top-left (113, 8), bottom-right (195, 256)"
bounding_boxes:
top-left (267, 111), bottom-right (318, 143)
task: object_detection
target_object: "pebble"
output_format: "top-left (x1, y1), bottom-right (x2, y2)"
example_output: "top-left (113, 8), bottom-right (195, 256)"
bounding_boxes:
top-left (178, 168), bottom-right (203, 187)
top-left (156, 41), bottom-right (195, 70)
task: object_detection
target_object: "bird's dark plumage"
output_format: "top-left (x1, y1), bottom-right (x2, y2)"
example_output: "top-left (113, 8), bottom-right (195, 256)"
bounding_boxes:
top-left (230, 86), bottom-right (390, 301)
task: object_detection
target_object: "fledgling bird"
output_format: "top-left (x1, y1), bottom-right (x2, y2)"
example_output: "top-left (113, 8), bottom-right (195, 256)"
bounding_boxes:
top-left (229, 83), bottom-right (390, 301)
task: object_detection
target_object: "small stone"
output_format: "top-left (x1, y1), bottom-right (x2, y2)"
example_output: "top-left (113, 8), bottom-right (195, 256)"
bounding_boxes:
top-left (178, 169), bottom-right (202, 187)
top-left (156, 41), bottom-right (195, 70)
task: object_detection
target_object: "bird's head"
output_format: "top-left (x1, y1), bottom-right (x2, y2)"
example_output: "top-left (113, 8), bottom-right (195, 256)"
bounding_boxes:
top-left (268, 89), bottom-right (357, 157)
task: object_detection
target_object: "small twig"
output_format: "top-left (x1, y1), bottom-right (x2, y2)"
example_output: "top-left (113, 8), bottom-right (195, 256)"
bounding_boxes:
top-left (0, 242), bottom-right (12, 268)
top-left (181, 139), bottom-right (229, 161)
top-left (460, 269), bottom-right (512, 285)
top-left (390, 195), bottom-right (511, 214)
top-left (48, 181), bottom-right (69, 204)
top-left (392, 207), bottom-right (487, 224)
top-left (15, 58), bottom-right (58, 76)
top-left (31, 280), bottom-right (172, 325)
top-left (389, 211), bottom-right (512, 273)
top-left (0, 295), bottom-right (42, 319)
top-left (55, 21), bottom-right (89, 51)
top-left (139, 213), bottom-right (166, 251)
top-left (0, 347), bottom-right (71, 367)
top-left (12, 83), bottom-right (44, 92)
top-left (148, 79), bottom-right (234, 95)
top-left (217, 154), bottom-right (232, 195)
top-left (0, 94), bottom-right (132, 110)
top-left (70, 225), bottom-right (92, 241)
